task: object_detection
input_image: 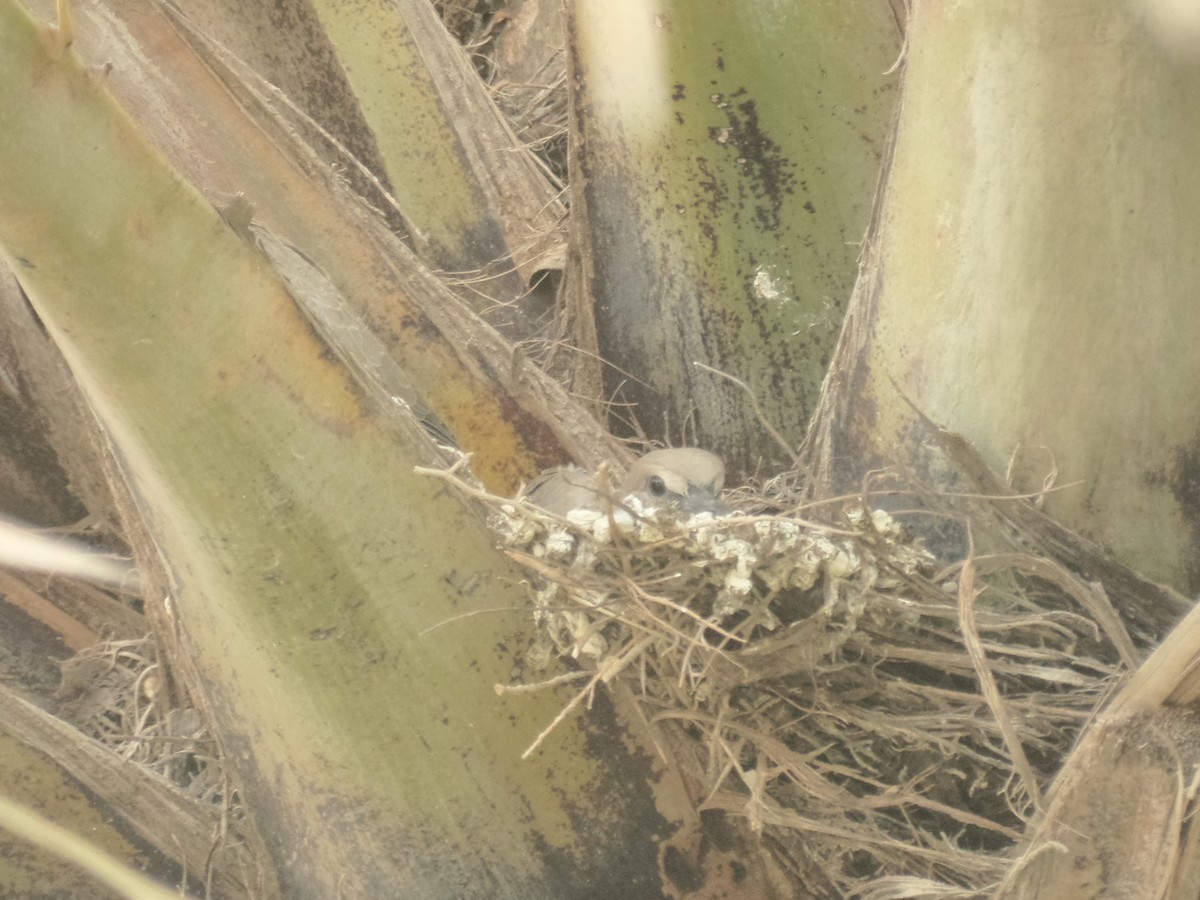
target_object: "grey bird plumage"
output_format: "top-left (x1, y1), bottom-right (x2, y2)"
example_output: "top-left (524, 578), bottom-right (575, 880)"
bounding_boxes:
top-left (525, 448), bottom-right (726, 516)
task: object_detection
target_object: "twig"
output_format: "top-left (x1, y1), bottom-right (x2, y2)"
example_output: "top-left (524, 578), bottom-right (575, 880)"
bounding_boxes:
top-left (957, 527), bottom-right (1043, 813)
top-left (518, 636), bottom-right (653, 758)
top-left (693, 362), bottom-right (802, 467)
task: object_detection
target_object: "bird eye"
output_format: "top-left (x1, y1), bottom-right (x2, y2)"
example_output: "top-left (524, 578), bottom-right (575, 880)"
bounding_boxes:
top-left (647, 475), bottom-right (667, 497)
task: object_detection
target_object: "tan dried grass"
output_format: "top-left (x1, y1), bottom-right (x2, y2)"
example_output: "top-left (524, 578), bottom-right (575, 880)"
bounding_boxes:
top-left (424, 458), bottom-right (1142, 897)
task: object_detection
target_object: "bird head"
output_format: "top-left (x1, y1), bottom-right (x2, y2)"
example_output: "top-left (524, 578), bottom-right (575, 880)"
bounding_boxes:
top-left (619, 448), bottom-right (727, 515)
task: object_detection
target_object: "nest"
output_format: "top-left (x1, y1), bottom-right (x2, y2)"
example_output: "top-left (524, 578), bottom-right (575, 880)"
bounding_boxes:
top-left (55, 636), bottom-right (233, 809)
top-left (451, 465), bottom-right (1141, 898)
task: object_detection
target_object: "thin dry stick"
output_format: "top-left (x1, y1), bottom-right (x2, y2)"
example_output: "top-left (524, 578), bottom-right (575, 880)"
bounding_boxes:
top-left (701, 790), bottom-right (997, 866)
top-left (418, 605), bottom-right (535, 637)
top-left (619, 575), bottom-right (747, 646)
top-left (965, 552), bottom-right (1139, 669)
top-left (957, 536), bottom-right (1043, 813)
top-left (495, 669), bottom-right (592, 695)
top-left (677, 619), bottom-right (739, 692)
top-left (699, 712), bottom-right (1020, 843)
top-left (692, 361), bottom-right (802, 467)
top-left (518, 635), bottom-right (654, 758)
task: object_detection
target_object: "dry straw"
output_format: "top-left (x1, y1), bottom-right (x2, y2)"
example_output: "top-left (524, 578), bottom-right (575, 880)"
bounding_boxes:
top-left (55, 636), bottom-right (231, 808)
top-left (424, 458), bottom-right (1141, 898)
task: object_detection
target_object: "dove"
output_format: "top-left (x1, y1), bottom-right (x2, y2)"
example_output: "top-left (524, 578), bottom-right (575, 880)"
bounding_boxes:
top-left (525, 448), bottom-right (726, 517)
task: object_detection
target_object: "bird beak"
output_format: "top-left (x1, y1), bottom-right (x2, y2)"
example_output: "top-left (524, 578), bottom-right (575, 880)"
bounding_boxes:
top-left (677, 488), bottom-right (729, 516)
